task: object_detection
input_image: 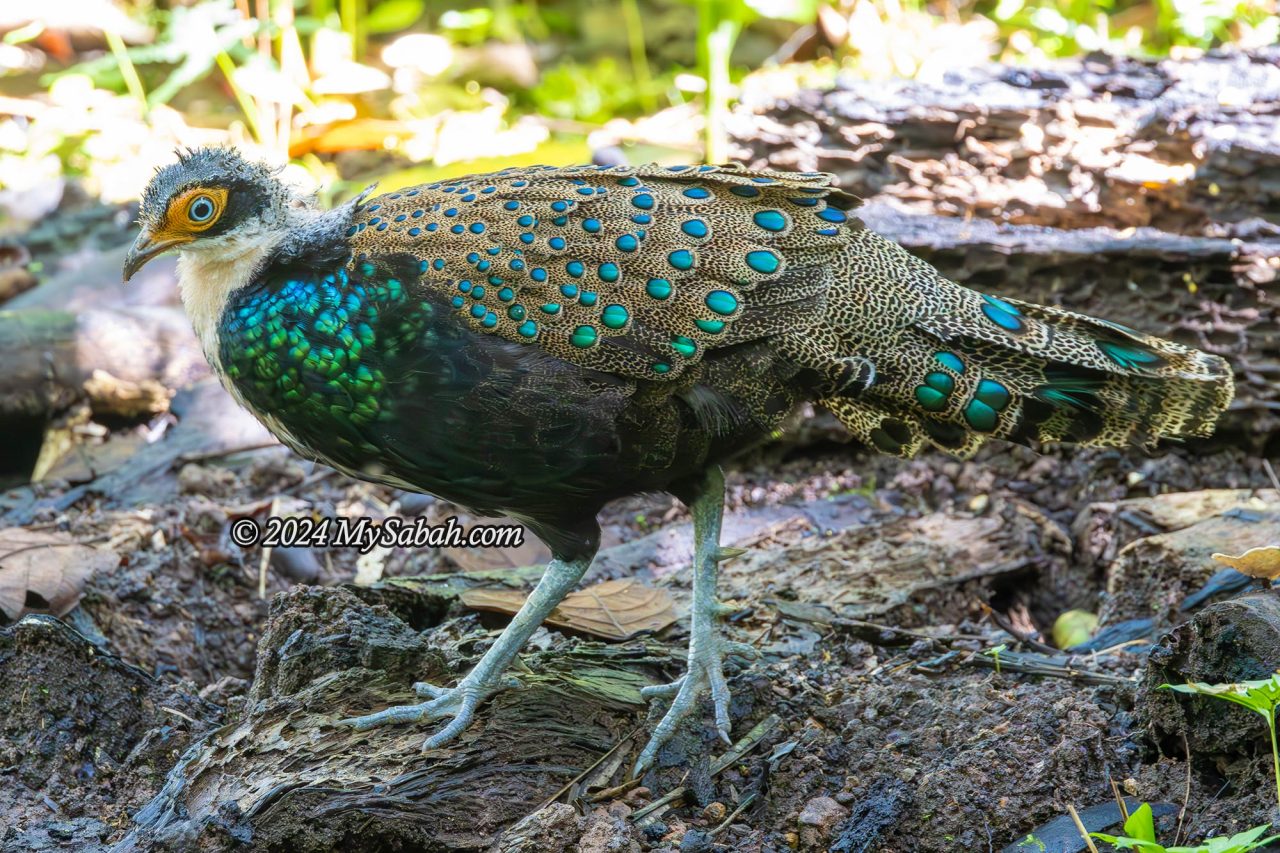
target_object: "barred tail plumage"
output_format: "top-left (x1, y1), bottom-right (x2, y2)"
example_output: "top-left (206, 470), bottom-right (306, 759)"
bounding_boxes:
top-left (799, 229), bottom-right (1234, 459)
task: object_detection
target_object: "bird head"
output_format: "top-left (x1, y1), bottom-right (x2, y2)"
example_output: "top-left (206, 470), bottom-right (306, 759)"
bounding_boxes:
top-left (123, 147), bottom-right (298, 280)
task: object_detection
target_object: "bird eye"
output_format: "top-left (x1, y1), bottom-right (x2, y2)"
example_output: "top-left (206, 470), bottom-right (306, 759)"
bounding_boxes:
top-left (188, 195), bottom-right (217, 223)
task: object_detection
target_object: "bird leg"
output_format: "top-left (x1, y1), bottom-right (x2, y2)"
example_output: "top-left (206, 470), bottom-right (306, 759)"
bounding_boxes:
top-left (634, 467), bottom-right (758, 776)
top-left (340, 553), bottom-right (592, 751)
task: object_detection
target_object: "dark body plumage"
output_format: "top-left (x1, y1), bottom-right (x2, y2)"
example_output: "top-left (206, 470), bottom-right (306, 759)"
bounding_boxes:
top-left (211, 160), bottom-right (1233, 561)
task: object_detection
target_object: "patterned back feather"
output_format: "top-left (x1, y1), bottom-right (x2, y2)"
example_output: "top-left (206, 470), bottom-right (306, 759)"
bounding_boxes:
top-left (347, 162), bottom-right (1234, 460)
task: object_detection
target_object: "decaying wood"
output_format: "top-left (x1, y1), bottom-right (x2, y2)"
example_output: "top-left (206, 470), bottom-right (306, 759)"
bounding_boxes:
top-left (1087, 491), bottom-right (1280, 629)
top-left (733, 49), bottom-right (1280, 443)
top-left (114, 585), bottom-right (672, 853)
top-left (0, 307), bottom-right (207, 422)
top-left (1139, 594), bottom-right (1280, 759)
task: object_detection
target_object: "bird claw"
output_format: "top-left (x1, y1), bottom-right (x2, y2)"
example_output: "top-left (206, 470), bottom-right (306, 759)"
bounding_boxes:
top-left (634, 633), bottom-right (751, 777)
top-left (339, 673), bottom-right (521, 751)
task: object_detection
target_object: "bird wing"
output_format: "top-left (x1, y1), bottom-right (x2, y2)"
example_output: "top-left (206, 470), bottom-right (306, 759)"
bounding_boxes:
top-left (347, 163), bottom-right (859, 381)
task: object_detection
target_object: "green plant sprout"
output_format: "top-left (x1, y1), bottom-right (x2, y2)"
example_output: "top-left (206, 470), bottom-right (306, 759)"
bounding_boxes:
top-left (1091, 802), bottom-right (1277, 852)
top-left (984, 643), bottom-right (1008, 675)
top-left (1161, 673), bottom-right (1280, 814)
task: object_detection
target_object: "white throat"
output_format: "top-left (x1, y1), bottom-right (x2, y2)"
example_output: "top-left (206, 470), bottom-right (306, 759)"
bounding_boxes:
top-left (176, 222), bottom-right (285, 365)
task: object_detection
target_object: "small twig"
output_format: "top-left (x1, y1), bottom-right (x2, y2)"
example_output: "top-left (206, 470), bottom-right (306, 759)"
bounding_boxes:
top-left (978, 601), bottom-right (1060, 655)
top-left (710, 791), bottom-right (756, 836)
top-left (176, 442), bottom-right (281, 466)
top-left (1108, 772), bottom-right (1129, 823)
top-left (1176, 731), bottom-right (1192, 846)
top-left (587, 777), bottom-right (643, 804)
top-left (160, 706), bottom-right (198, 725)
top-left (1067, 803), bottom-right (1100, 853)
top-left (1263, 458), bottom-right (1280, 493)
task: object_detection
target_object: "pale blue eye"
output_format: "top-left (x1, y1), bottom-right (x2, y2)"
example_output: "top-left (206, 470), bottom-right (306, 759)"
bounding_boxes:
top-left (189, 195), bottom-right (216, 222)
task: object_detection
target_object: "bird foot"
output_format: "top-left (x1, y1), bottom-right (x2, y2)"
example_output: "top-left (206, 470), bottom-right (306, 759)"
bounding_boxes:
top-left (339, 672), bottom-right (521, 751)
top-left (634, 629), bottom-right (759, 777)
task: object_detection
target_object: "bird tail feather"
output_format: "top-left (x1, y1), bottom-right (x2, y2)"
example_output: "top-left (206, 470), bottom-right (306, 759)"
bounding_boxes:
top-left (803, 231), bottom-right (1234, 458)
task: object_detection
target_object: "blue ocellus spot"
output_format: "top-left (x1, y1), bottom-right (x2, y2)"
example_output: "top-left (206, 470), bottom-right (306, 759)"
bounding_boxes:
top-left (599, 263), bottom-right (620, 282)
top-left (508, 305), bottom-right (526, 320)
top-left (601, 305), bottom-right (629, 329)
top-left (451, 296), bottom-right (465, 308)
top-left (671, 336), bottom-right (697, 358)
top-left (731, 186), bottom-right (760, 198)
top-left (705, 290), bottom-right (738, 315)
top-left (682, 219), bottom-right (708, 238)
top-left (964, 399), bottom-right (999, 432)
top-left (981, 294), bottom-right (1024, 332)
top-left (566, 261), bottom-right (584, 278)
top-left (817, 207), bottom-right (846, 223)
top-left (560, 284), bottom-right (579, 298)
top-left (1098, 340), bottom-right (1163, 369)
top-left (695, 319), bottom-right (726, 334)
top-left (976, 379), bottom-right (1011, 410)
top-left (924, 371), bottom-right (955, 395)
top-left (517, 215), bottom-right (535, 227)
top-left (531, 267), bottom-right (547, 282)
top-left (583, 218), bottom-right (601, 233)
top-left (498, 287), bottom-right (515, 301)
top-left (669, 250), bottom-right (694, 270)
top-left (518, 320), bottom-right (538, 337)
top-left (683, 187), bottom-right (710, 199)
top-left (481, 312), bottom-right (498, 328)
top-left (541, 303), bottom-right (561, 314)
top-left (652, 362), bottom-right (671, 373)
top-left (632, 194), bottom-right (654, 210)
top-left (746, 250), bottom-right (780, 274)
top-left (570, 325), bottom-right (598, 348)
top-left (753, 210), bottom-right (786, 232)
top-left (549, 237), bottom-right (566, 250)
top-left (616, 234), bottom-right (638, 252)
top-left (458, 280), bottom-right (472, 293)
top-left (579, 292), bottom-right (598, 307)
top-left (934, 352), bottom-right (965, 373)
top-left (470, 304), bottom-right (486, 318)
top-left (647, 278), bottom-right (672, 300)
top-left (914, 386), bottom-right (948, 411)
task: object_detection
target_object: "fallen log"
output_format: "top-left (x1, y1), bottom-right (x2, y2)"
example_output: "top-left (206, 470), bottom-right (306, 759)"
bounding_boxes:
top-left (0, 307), bottom-right (207, 423)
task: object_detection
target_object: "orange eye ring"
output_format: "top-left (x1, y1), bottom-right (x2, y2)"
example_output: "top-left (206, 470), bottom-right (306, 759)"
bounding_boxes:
top-left (169, 187), bottom-right (227, 232)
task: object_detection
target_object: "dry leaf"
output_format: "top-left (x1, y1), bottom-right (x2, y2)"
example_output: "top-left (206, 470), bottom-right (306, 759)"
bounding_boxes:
top-left (1213, 546), bottom-right (1280, 580)
top-left (0, 528), bottom-right (117, 621)
top-left (460, 578), bottom-right (676, 641)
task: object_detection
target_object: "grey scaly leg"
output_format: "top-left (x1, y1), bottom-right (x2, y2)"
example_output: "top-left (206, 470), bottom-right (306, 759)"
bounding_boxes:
top-left (340, 554), bottom-right (592, 750)
top-left (634, 467), bottom-right (758, 776)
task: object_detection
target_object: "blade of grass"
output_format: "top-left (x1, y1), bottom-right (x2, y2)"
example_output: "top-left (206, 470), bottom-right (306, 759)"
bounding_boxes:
top-left (104, 30), bottom-right (148, 115)
top-left (215, 51), bottom-right (266, 144)
top-left (620, 0), bottom-right (656, 114)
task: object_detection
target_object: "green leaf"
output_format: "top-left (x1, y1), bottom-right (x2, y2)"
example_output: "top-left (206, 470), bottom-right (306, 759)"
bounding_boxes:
top-left (1162, 674), bottom-right (1280, 720)
top-left (364, 0), bottom-right (425, 34)
top-left (1123, 803), bottom-right (1158, 843)
top-left (1088, 833), bottom-right (1167, 851)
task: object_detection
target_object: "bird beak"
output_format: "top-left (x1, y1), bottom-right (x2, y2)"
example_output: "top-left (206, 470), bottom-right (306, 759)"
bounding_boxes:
top-left (123, 230), bottom-right (190, 281)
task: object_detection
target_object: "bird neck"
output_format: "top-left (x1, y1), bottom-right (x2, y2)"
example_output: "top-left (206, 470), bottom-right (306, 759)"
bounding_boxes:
top-left (177, 202), bottom-right (356, 365)
top-left (177, 221), bottom-right (286, 365)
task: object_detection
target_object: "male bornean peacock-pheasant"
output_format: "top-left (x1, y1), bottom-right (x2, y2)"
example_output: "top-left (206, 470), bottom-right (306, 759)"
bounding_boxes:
top-left (124, 147), bottom-right (1233, 773)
